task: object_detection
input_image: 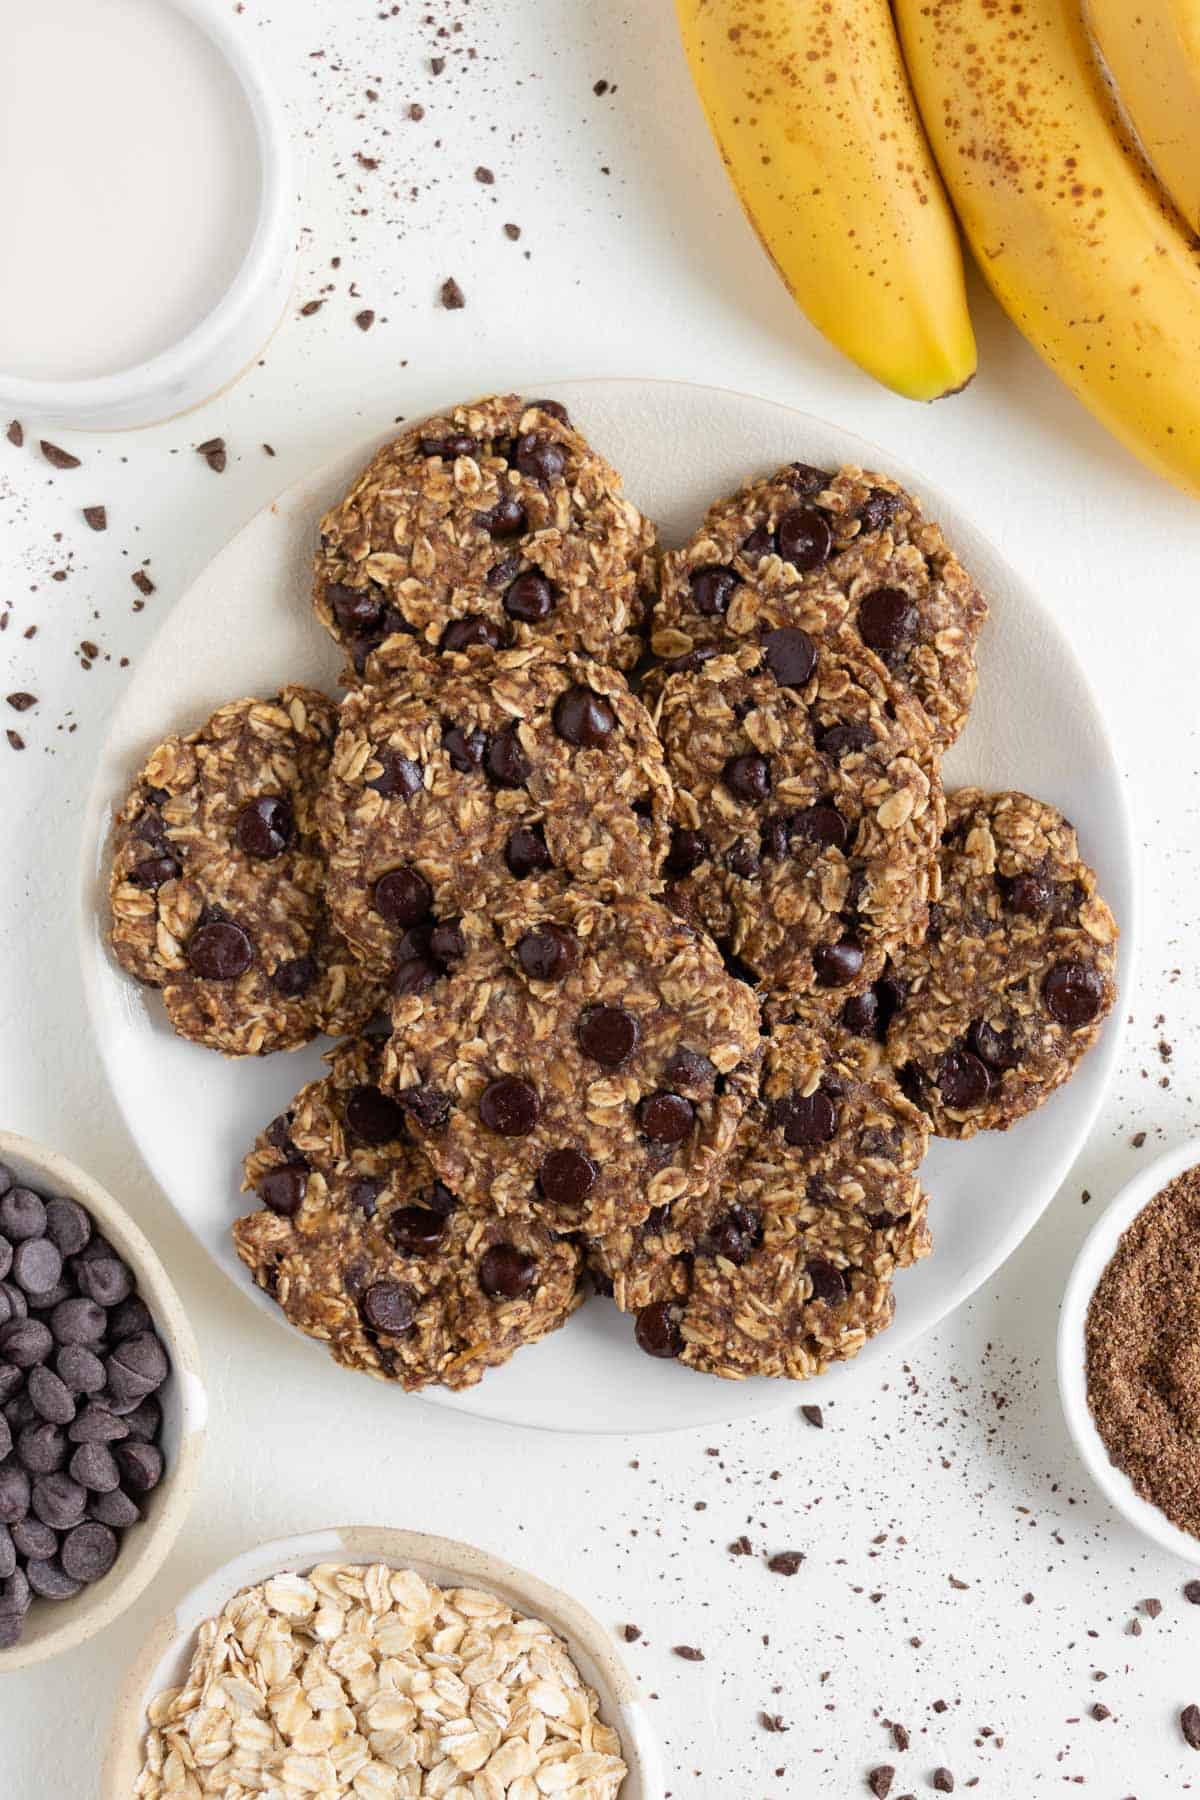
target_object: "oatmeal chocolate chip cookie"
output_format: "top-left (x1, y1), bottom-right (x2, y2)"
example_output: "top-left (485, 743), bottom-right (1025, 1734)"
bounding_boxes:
top-left (887, 788), bottom-right (1119, 1138)
top-left (593, 1021), bottom-right (930, 1341)
top-left (317, 638), bottom-right (673, 977)
top-left (651, 640), bottom-right (943, 1004)
top-left (314, 393), bottom-right (656, 676)
top-left (108, 688), bottom-right (384, 1056)
top-left (235, 1039), bottom-right (581, 1391)
top-left (651, 462), bottom-right (986, 750)
top-left (382, 891), bottom-right (762, 1238)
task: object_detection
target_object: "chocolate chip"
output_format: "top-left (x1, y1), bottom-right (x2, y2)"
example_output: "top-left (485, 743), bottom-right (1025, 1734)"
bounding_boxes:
top-left (0, 1568), bottom-right (31, 1616)
top-left (722, 753), bottom-right (771, 804)
top-left (74, 1254), bottom-right (133, 1309)
top-left (777, 505), bottom-right (833, 571)
top-left (442, 721), bottom-right (488, 771)
top-left (805, 1259), bottom-right (847, 1306)
top-left (373, 867), bottom-right (433, 928)
top-left (741, 523), bottom-right (776, 561)
top-left (31, 1472), bottom-right (86, 1529)
top-left (477, 495), bottom-right (527, 538)
top-left (87, 1487), bottom-right (140, 1528)
top-left (235, 795), bottom-right (292, 859)
top-left (9, 1518), bottom-right (54, 1562)
top-left (727, 836), bottom-right (762, 876)
top-left (553, 686), bottom-right (617, 748)
top-left (479, 1244), bottom-right (538, 1299)
top-left (60, 1521), bottom-right (118, 1583)
top-left (1043, 960), bottom-right (1104, 1027)
top-left (420, 431), bottom-right (477, 459)
top-left (635, 1302), bottom-right (682, 1358)
top-left (772, 1091), bottom-right (838, 1147)
top-left (12, 1238), bottom-right (62, 1297)
top-left (440, 615), bottom-right (504, 653)
top-left (538, 1149), bottom-right (597, 1209)
top-left (429, 920), bottom-right (465, 965)
top-left (486, 723), bottom-right (530, 788)
top-left (128, 856), bottom-right (180, 889)
top-left (67, 1404), bottom-right (127, 1444)
top-left (107, 1333), bottom-right (168, 1399)
top-left (0, 1286), bottom-right (26, 1328)
top-left (662, 1048), bottom-right (717, 1094)
top-left (504, 570), bottom-right (556, 621)
top-left (969, 1018), bottom-right (1020, 1071)
top-left (42, 1199), bottom-right (90, 1259)
top-left (858, 588), bottom-right (917, 654)
top-left (49, 1298), bottom-right (105, 1347)
top-left (866, 1767), bottom-right (895, 1799)
top-left (396, 1085), bottom-right (451, 1131)
top-left (27, 1366), bottom-right (74, 1426)
top-left (859, 488), bottom-right (902, 532)
top-left (514, 433), bottom-right (566, 485)
top-left (389, 1207), bottom-right (447, 1254)
top-left (188, 920), bottom-right (253, 980)
top-left (271, 954), bottom-right (317, 998)
top-left (701, 1205), bottom-right (761, 1265)
top-left (0, 1319), bottom-right (51, 1368)
top-left (816, 721), bottom-right (873, 759)
top-left (577, 1005), bottom-right (639, 1067)
top-left (328, 583), bottom-right (383, 631)
top-left (937, 1048), bottom-right (992, 1109)
top-left (786, 462), bottom-right (831, 495)
top-left (662, 646), bottom-right (719, 676)
top-left (516, 925), bottom-right (579, 982)
top-left (639, 1093), bottom-right (695, 1143)
top-left (812, 940), bottom-right (864, 987)
top-left (505, 823), bottom-right (552, 877)
top-left (367, 750), bottom-right (424, 797)
top-left (932, 1770), bottom-right (955, 1793)
top-left (121, 1396), bottom-right (161, 1443)
top-left (0, 1190), bottom-right (44, 1243)
top-left (69, 1442), bottom-right (119, 1493)
top-left (344, 1086), bottom-right (407, 1145)
top-left (479, 1077), bottom-right (541, 1136)
top-left (665, 828), bottom-right (708, 877)
top-left (55, 1346), bottom-right (105, 1396)
top-left (112, 1440), bottom-right (163, 1495)
top-left (761, 627), bottom-right (817, 688)
top-left (792, 804), bottom-right (849, 851)
top-left (0, 1466), bottom-right (30, 1522)
top-left (689, 565), bottom-right (738, 616)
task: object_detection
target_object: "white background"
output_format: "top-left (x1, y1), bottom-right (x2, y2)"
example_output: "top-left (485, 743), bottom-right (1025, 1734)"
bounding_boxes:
top-left (3, 1), bottom-right (1200, 1793)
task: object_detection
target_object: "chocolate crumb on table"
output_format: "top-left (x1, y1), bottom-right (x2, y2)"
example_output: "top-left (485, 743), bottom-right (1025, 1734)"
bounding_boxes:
top-left (6, 420), bottom-right (22, 447)
top-left (440, 276), bottom-right (465, 309)
top-left (40, 439), bottom-right (80, 469)
top-left (1183, 1704), bottom-right (1200, 1749)
top-left (1086, 1162), bottom-right (1200, 1538)
top-left (867, 1766), bottom-right (894, 1798)
top-left (82, 505), bottom-right (107, 531)
top-left (802, 1404), bottom-right (824, 1428)
top-left (195, 437), bottom-right (226, 473)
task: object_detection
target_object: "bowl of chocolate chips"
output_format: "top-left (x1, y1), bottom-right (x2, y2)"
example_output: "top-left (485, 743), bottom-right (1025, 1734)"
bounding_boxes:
top-left (0, 1132), bottom-right (205, 1668)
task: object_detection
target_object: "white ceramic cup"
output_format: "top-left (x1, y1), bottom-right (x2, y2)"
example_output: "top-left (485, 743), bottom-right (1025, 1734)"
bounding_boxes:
top-left (1058, 1138), bottom-right (1200, 1565)
top-left (0, 0), bottom-right (296, 432)
top-left (0, 1131), bottom-right (207, 1670)
top-left (101, 1526), bottom-right (665, 1797)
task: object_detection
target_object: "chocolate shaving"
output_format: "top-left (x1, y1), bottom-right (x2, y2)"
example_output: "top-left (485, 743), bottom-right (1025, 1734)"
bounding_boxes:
top-left (40, 439), bottom-right (80, 469)
top-left (760, 1712), bottom-right (788, 1733)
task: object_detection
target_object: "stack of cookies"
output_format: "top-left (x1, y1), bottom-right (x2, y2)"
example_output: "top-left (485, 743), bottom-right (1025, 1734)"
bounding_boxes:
top-left (107, 394), bottom-right (1119, 1393)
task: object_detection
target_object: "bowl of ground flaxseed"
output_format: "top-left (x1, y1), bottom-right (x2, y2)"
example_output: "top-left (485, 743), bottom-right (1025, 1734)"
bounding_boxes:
top-left (1059, 1140), bottom-right (1200, 1563)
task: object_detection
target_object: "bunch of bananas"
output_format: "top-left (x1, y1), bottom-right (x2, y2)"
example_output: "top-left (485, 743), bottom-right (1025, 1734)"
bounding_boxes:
top-left (675, 0), bottom-right (1200, 497)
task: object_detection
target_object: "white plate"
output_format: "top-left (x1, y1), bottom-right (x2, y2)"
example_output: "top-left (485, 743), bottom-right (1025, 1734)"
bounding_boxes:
top-left (78, 379), bottom-right (1137, 1433)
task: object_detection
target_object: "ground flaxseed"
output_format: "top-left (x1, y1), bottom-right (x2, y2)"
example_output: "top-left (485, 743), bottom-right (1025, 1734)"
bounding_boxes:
top-left (1086, 1164), bottom-right (1200, 1539)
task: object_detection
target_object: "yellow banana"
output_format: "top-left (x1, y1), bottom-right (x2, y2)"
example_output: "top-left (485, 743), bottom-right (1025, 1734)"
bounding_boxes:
top-left (895, 0), bottom-right (1200, 499)
top-left (1087, 0), bottom-right (1200, 235)
top-left (674, 0), bottom-right (976, 401)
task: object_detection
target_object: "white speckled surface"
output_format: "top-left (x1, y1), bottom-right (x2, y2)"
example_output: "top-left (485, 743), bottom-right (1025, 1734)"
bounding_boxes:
top-left (3, 0), bottom-right (1200, 1792)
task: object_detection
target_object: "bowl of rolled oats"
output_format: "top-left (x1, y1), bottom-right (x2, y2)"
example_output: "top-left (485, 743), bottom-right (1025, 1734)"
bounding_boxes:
top-left (102, 1525), bottom-right (662, 1798)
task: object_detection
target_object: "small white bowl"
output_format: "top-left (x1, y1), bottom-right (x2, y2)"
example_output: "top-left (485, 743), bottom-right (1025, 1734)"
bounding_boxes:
top-left (0, 1131), bottom-right (207, 1670)
top-left (102, 1526), bottom-right (665, 1798)
top-left (1058, 1138), bottom-right (1200, 1564)
top-left (0, 0), bottom-right (295, 431)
